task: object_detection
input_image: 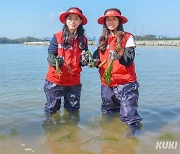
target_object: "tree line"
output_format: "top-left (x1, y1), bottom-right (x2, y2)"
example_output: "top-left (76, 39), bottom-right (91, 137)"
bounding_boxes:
top-left (1, 35), bottom-right (180, 44)
top-left (0, 36), bottom-right (43, 44)
top-left (135, 35), bottom-right (180, 40)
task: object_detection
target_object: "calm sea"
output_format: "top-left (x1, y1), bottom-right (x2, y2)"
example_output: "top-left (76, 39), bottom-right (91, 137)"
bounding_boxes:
top-left (0, 44), bottom-right (180, 154)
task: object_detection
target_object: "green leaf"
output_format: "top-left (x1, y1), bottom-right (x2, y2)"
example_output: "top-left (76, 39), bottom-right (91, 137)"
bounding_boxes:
top-left (55, 132), bottom-right (75, 142)
top-left (84, 136), bottom-right (118, 144)
top-left (103, 60), bottom-right (113, 85)
top-left (86, 50), bottom-right (95, 68)
top-left (52, 54), bottom-right (61, 75)
top-left (158, 133), bottom-right (175, 141)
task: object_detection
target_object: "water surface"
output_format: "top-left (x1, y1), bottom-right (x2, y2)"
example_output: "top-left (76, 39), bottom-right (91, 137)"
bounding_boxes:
top-left (0, 44), bottom-right (180, 154)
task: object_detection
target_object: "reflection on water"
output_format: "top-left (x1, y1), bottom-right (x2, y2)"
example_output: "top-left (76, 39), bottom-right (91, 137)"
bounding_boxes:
top-left (42, 110), bottom-right (139, 154)
top-left (42, 109), bottom-right (83, 153)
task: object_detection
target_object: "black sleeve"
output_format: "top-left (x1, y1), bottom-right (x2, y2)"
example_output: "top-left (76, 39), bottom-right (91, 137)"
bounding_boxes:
top-left (118, 47), bottom-right (135, 66)
top-left (93, 48), bottom-right (100, 59)
top-left (48, 34), bottom-right (58, 56)
top-left (47, 54), bottom-right (56, 66)
top-left (84, 37), bottom-right (88, 51)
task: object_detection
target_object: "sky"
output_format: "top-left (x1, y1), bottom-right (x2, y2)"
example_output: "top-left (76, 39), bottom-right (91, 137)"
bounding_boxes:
top-left (1, 0), bottom-right (180, 39)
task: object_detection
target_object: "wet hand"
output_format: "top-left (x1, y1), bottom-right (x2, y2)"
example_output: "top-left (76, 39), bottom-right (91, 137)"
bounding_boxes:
top-left (93, 58), bottom-right (100, 67)
top-left (109, 50), bottom-right (117, 60)
top-left (56, 56), bottom-right (64, 66)
top-left (81, 50), bottom-right (89, 66)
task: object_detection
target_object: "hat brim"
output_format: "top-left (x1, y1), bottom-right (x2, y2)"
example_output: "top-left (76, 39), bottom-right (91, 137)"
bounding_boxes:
top-left (59, 12), bottom-right (87, 25)
top-left (98, 15), bottom-right (128, 25)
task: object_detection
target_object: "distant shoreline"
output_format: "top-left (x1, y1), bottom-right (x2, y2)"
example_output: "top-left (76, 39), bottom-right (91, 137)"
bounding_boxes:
top-left (136, 40), bottom-right (180, 46)
top-left (22, 40), bottom-right (180, 46)
top-left (23, 41), bottom-right (50, 45)
top-left (23, 40), bottom-right (96, 46)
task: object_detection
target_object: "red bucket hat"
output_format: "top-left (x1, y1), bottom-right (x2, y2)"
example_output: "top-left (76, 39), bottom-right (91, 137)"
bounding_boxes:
top-left (59, 7), bottom-right (87, 25)
top-left (98, 9), bottom-right (128, 25)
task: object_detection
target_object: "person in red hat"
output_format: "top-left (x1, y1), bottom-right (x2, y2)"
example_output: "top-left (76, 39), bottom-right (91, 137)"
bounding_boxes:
top-left (93, 8), bottom-right (142, 136)
top-left (44, 7), bottom-right (89, 115)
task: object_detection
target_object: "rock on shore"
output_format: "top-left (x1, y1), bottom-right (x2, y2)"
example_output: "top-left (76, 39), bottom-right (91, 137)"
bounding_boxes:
top-left (24, 41), bottom-right (96, 46)
top-left (136, 40), bottom-right (180, 46)
top-left (23, 40), bottom-right (180, 46)
top-left (24, 41), bottom-right (50, 45)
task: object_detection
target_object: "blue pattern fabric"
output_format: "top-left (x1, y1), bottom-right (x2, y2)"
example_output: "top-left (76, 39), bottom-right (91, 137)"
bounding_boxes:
top-left (44, 80), bottom-right (81, 114)
top-left (101, 81), bottom-right (142, 125)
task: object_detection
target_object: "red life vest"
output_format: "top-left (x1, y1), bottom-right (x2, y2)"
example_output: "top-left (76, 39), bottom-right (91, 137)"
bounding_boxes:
top-left (46, 31), bottom-right (86, 86)
top-left (99, 32), bottom-right (137, 87)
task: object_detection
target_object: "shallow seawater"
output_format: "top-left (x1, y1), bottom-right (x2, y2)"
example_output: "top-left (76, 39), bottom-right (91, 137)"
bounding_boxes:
top-left (0, 44), bottom-right (180, 154)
